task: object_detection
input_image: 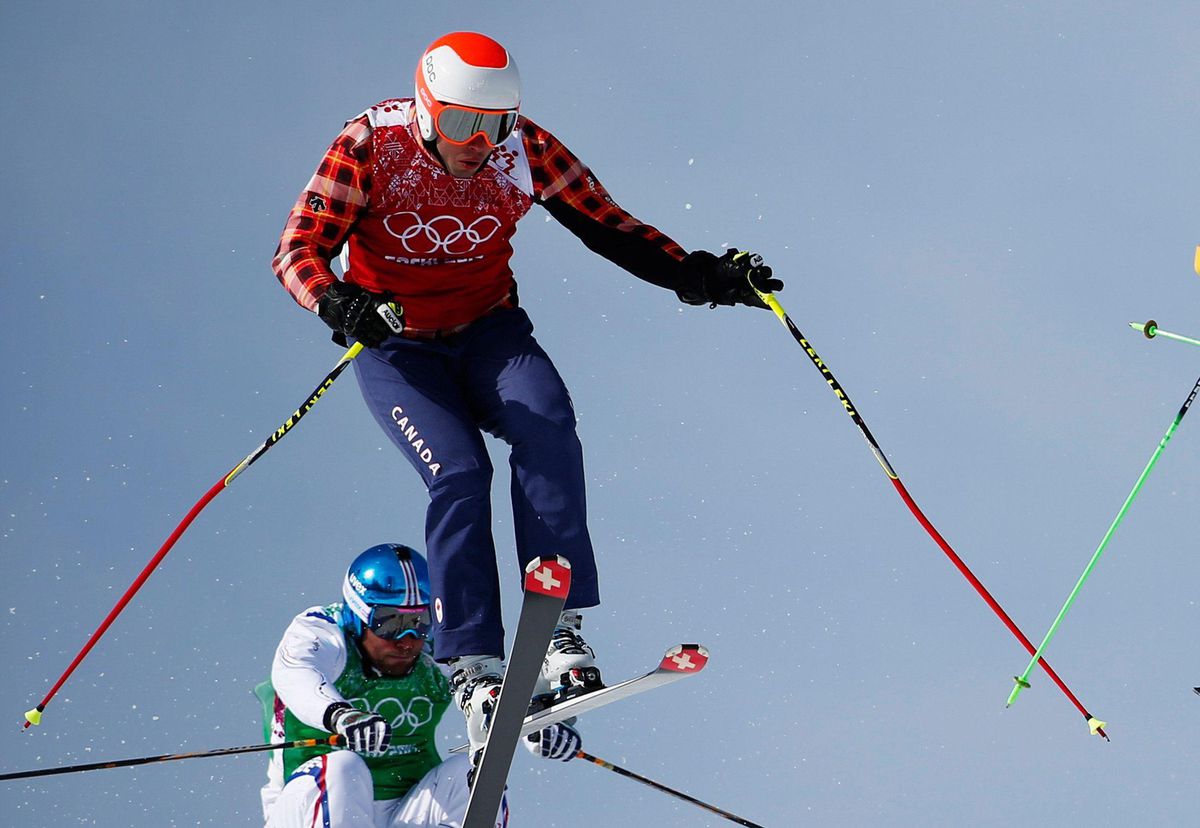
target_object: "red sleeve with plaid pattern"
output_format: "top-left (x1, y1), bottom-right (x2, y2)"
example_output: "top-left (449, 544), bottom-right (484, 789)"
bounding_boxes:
top-left (271, 117), bottom-right (373, 312)
top-left (524, 120), bottom-right (692, 292)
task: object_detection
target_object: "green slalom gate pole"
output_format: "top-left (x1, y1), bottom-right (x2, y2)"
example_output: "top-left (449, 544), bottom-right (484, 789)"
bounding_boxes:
top-left (1130, 320), bottom-right (1200, 349)
top-left (1008, 374), bottom-right (1200, 706)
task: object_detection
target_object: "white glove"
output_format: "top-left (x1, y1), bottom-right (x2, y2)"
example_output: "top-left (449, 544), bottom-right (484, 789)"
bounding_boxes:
top-left (522, 720), bottom-right (581, 762)
top-left (325, 702), bottom-right (392, 755)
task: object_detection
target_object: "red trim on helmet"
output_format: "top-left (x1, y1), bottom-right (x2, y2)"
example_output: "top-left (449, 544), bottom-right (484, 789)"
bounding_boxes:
top-left (426, 32), bottom-right (509, 69)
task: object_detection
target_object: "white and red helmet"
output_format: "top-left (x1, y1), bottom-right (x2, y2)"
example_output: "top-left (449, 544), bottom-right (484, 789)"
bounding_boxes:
top-left (414, 32), bottom-right (521, 146)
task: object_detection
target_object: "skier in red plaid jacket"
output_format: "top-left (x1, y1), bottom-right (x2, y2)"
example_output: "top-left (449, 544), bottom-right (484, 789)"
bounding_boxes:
top-left (272, 31), bottom-right (781, 760)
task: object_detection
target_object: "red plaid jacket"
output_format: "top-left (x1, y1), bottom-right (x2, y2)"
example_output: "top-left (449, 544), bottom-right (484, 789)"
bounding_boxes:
top-left (273, 99), bottom-right (689, 335)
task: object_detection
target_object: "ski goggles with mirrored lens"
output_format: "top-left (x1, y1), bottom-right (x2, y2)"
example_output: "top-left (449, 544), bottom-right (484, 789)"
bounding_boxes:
top-left (433, 103), bottom-right (519, 147)
top-left (367, 605), bottom-right (433, 641)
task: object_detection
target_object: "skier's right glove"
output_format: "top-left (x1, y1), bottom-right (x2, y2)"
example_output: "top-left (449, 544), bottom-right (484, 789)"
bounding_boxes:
top-left (522, 720), bottom-right (582, 762)
top-left (676, 248), bottom-right (782, 309)
top-left (324, 702), bottom-right (392, 755)
top-left (316, 281), bottom-right (405, 347)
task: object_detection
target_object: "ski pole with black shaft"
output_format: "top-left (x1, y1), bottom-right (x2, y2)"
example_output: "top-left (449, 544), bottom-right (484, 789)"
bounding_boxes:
top-left (748, 275), bottom-right (1107, 739)
top-left (0, 735), bottom-right (343, 781)
top-left (1007, 373), bottom-right (1200, 706)
top-left (22, 342), bottom-right (365, 730)
top-left (575, 751), bottom-right (767, 828)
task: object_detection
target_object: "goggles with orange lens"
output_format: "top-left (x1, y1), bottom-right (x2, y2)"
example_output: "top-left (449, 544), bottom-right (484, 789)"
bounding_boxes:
top-left (431, 102), bottom-right (518, 147)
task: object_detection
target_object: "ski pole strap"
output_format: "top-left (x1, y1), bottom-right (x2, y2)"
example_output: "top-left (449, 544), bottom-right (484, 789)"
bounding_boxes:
top-left (0, 736), bottom-right (343, 782)
top-left (576, 750), bottom-right (767, 828)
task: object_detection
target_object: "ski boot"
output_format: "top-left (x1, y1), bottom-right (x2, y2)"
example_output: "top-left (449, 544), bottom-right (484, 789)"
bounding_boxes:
top-left (449, 654), bottom-right (504, 783)
top-left (533, 609), bottom-right (604, 708)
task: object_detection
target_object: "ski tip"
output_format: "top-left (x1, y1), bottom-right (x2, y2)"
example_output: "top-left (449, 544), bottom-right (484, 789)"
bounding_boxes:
top-left (659, 644), bottom-right (709, 674)
top-left (1087, 717), bottom-right (1108, 737)
top-left (23, 707), bottom-right (42, 727)
top-left (523, 556), bottom-right (572, 599)
top-left (1193, 245), bottom-right (1199, 276)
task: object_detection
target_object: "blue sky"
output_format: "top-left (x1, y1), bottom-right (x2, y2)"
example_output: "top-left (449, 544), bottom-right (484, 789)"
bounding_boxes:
top-left (2, 3), bottom-right (1197, 826)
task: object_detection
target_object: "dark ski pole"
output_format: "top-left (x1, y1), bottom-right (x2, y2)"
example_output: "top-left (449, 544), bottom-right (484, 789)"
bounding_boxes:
top-left (576, 751), bottom-right (767, 828)
top-left (749, 282), bottom-right (1107, 739)
top-left (22, 342), bottom-right (365, 729)
top-left (0, 736), bottom-right (342, 781)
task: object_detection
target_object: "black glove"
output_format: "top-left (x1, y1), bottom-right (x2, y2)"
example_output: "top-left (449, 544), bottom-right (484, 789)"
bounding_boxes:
top-left (677, 249), bottom-right (782, 309)
top-left (324, 702), bottom-right (392, 755)
top-left (316, 281), bottom-right (405, 347)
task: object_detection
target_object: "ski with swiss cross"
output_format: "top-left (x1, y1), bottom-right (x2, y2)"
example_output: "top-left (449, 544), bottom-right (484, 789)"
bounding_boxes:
top-left (462, 555), bottom-right (571, 828)
top-left (450, 643), bottom-right (710, 755)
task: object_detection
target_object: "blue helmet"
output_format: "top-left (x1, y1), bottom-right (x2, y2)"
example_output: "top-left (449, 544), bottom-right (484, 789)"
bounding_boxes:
top-left (341, 543), bottom-right (432, 640)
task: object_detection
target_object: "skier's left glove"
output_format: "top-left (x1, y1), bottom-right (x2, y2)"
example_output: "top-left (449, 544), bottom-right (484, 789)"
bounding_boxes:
top-left (521, 720), bottom-right (582, 762)
top-left (325, 702), bottom-right (392, 756)
top-left (316, 281), bottom-right (405, 348)
top-left (677, 248), bottom-right (782, 309)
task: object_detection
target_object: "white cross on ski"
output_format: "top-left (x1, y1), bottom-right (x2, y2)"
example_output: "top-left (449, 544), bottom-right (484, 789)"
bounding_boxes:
top-left (671, 652), bottom-right (697, 670)
top-left (532, 565), bottom-right (561, 592)
top-left (449, 643), bottom-right (710, 759)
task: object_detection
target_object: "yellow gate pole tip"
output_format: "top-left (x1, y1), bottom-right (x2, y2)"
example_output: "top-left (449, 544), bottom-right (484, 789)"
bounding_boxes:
top-left (24, 708), bottom-right (42, 726)
top-left (1087, 717), bottom-right (1107, 736)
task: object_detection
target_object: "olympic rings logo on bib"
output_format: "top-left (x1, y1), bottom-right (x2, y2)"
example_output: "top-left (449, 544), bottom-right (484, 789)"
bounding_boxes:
top-left (350, 695), bottom-right (436, 737)
top-left (383, 211), bottom-right (502, 255)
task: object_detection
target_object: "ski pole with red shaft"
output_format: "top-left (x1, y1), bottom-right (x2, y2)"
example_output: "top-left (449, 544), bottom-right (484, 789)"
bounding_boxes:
top-left (22, 343), bottom-right (364, 729)
top-left (745, 262), bottom-right (1107, 739)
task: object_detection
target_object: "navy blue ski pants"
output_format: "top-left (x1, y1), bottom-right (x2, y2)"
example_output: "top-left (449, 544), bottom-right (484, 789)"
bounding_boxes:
top-left (352, 307), bottom-right (599, 661)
